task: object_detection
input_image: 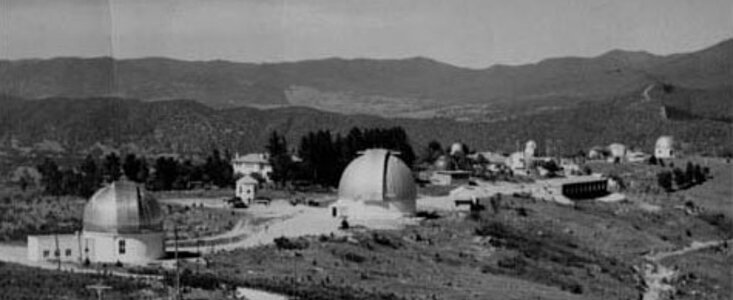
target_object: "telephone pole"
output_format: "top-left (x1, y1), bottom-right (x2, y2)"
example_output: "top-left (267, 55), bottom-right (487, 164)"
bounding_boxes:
top-left (174, 226), bottom-right (181, 300)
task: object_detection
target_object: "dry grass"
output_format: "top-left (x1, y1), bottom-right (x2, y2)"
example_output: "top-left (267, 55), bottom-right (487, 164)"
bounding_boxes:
top-left (0, 187), bottom-right (84, 242)
top-left (661, 246), bottom-right (732, 300)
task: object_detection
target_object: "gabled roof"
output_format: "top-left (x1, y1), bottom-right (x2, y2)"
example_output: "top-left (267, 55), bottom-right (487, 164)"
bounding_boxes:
top-left (237, 175), bottom-right (259, 185)
top-left (233, 153), bottom-right (269, 164)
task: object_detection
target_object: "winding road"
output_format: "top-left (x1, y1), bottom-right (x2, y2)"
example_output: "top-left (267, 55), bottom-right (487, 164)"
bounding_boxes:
top-left (641, 238), bottom-right (731, 300)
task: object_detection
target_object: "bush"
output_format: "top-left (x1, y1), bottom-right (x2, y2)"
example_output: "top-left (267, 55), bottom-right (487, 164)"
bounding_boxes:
top-left (497, 256), bottom-right (527, 271)
top-left (415, 211), bottom-right (441, 219)
top-left (372, 233), bottom-right (402, 249)
top-left (274, 236), bottom-right (310, 250)
top-left (343, 252), bottom-right (366, 263)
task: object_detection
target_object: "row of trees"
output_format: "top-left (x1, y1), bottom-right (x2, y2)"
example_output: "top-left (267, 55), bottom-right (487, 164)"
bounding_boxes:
top-left (656, 161), bottom-right (709, 192)
top-left (36, 149), bottom-right (234, 197)
top-left (268, 126), bottom-right (416, 187)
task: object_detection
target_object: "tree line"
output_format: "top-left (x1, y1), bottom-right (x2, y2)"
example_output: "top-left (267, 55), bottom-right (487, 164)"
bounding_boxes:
top-left (36, 149), bottom-right (234, 197)
top-left (655, 160), bottom-right (709, 192)
top-left (268, 126), bottom-right (416, 187)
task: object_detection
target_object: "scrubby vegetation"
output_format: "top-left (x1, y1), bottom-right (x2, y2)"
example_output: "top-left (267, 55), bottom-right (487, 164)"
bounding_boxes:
top-left (0, 189), bottom-right (83, 241)
top-left (0, 262), bottom-right (164, 300)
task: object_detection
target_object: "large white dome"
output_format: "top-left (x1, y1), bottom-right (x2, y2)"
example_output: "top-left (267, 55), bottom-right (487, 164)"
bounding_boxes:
top-left (83, 179), bottom-right (164, 234)
top-left (337, 149), bottom-right (417, 214)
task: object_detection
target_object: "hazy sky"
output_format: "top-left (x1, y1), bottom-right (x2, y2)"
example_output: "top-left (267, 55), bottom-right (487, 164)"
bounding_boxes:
top-left (1, 0), bottom-right (731, 67)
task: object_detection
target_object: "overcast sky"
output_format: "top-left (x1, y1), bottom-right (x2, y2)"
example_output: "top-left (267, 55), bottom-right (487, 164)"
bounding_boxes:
top-left (1, 0), bottom-right (731, 68)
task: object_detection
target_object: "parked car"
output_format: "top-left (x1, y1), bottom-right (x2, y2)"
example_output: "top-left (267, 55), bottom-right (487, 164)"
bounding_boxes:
top-left (253, 196), bottom-right (272, 206)
top-left (225, 197), bottom-right (248, 209)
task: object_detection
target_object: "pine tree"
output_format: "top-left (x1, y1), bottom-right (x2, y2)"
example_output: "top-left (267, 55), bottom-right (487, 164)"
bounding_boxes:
top-left (37, 158), bottom-right (62, 195)
top-left (672, 167), bottom-right (687, 189)
top-left (685, 162), bottom-right (696, 184)
top-left (657, 171), bottom-right (673, 192)
top-left (266, 131), bottom-right (293, 186)
top-left (102, 153), bottom-right (122, 182)
top-left (79, 155), bottom-right (101, 197)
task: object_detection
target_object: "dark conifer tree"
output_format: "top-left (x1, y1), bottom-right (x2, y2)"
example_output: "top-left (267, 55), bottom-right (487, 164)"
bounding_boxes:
top-left (102, 153), bottom-right (122, 182)
top-left (266, 131), bottom-right (293, 186)
top-left (79, 155), bottom-right (101, 197)
top-left (37, 158), bottom-right (62, 196)
top-left (657, 171), bottom-right (673, 192)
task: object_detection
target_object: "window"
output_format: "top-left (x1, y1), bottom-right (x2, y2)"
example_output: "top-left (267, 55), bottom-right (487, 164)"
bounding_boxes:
top-left (118, 240), bottom-right (126, 255)
top-left (65, 249), bottom-right (72, 257)
top-left (43, 250), bottom-right (50, 258)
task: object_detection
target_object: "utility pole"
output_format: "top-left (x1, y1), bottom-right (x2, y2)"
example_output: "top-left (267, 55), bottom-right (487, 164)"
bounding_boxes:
top-left (54, 233), bottom-right (61, 271)
top-left (174, 226), bottom-right (181, 300)
top-left (86, 282), bottom-right (111, 300)
top-left (196, 240), bottom-right (201, 274)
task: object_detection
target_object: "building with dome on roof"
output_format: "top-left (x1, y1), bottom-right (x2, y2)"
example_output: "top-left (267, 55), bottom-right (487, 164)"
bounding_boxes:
top-left (655, 136), bottom-right (676, 159)
top-left (27, 179), bottom-right (166, 264)
top-left (329, 149), bottom-right (417, 222)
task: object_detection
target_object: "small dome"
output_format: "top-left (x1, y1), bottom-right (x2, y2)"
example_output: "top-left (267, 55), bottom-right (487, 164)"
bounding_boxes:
top-left (434, 155), bottom-right (449, 170)
top-left (83, 179), bottom-right (163, 234)
top-left (338, 149), bottom-right (416, 213)
top-left (655, 136), bottom-right (674, 149)
top-left (450, 143), bottom-right (465, 156)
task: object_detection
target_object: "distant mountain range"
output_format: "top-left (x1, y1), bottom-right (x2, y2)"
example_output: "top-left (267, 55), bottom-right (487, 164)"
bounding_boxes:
top-left (0, 38), bottom-right (730, 167)
top-left (1, 39), bottom-right (731, 119)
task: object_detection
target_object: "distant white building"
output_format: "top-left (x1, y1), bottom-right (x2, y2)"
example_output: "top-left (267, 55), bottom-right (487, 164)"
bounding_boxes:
top-left (27, 179), bottom-right (165, 264)
top-left (607, 143), bottom-right (627, 162)
top-left (329, 149), bottom-right (416, 222)
top-left (626, 150), bottom-right (649, 163)
top-left (430, 170), bottom-right (471, 186)
top-left (655, 136), bottom-right (676, 159)
top-left (232, 153), bottom-right (273, 182)
top-left (235, 175), bottom-right (258, 205)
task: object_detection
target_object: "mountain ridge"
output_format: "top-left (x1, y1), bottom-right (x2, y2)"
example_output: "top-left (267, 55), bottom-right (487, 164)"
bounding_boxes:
top-left (1, 38), bottom-right (730, 117)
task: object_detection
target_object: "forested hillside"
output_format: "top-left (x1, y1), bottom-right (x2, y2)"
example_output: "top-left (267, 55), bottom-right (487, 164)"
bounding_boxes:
top-left (0, 93), bottom-right (730, 167)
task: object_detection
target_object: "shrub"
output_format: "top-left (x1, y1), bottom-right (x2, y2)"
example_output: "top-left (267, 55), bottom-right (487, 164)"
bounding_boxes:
top-left (372, 233), bottom-right (402, 249)
top-left (497, 256), bottom-right (527, 271)
top-left (274, 236), bottom-right (310, 250)
top-left (343, 252), bottom-right (366, 263)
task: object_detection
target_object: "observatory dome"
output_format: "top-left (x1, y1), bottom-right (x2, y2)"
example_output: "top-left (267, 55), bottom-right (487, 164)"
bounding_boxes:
top-left (434, 155), bottom-right (450, 171)
top-left (608, 143), bottom-right (627, 158)
top-left (337, 149), bottom-right (417, 214)
top-left (655, 136), bottom-right (674, 149)
top-left (654, 136), bottom-right (676, 158)
top-left (450, 143), bottom-right (465, 156)
top-left (83, 179), bottom-right (164, 234)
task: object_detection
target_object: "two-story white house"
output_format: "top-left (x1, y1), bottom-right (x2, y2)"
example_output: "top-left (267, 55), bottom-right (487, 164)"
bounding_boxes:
top-left (232, 153), bottom-right (273, 182)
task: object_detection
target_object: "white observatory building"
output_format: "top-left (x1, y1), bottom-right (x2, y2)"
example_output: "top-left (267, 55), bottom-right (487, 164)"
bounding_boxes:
top-left (654, 136), bottom-right (676, 159)
top-left (28, 179), bottom-right (166, 264)
top-left (329, 149), bottom-right (417, 222)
